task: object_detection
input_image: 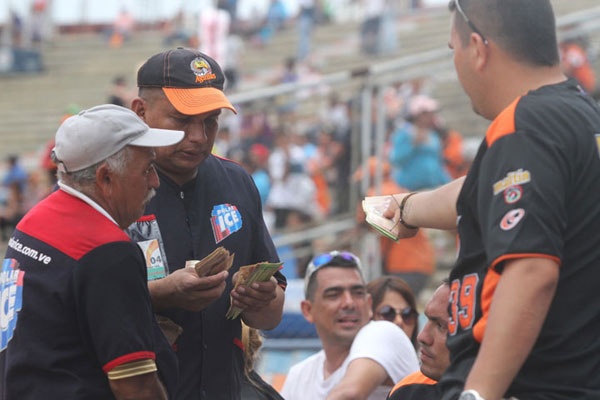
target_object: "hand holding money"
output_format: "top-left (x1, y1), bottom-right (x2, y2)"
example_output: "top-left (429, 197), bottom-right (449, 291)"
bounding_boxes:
top-left (186, 247), bottom-right (235, 277)
top-left (226, 262), bottom-right (282, 319)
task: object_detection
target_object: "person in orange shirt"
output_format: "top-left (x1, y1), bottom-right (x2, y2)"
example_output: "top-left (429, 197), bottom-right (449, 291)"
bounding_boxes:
top-left (354, 157), bottom-right (436, 297)
top-left (560, 37), bottom-right (597, 94)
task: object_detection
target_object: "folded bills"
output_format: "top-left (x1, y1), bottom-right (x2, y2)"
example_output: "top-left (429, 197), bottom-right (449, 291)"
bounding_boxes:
top-left (225, 262), bottom-right (283, 320)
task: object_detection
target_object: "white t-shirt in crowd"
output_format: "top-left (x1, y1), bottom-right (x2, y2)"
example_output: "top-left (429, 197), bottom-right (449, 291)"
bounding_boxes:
top-left (280, 320), bottom-right (419, 400)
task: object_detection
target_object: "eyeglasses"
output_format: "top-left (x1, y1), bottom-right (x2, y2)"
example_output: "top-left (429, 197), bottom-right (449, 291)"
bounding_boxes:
top-left (377, 305), bottom-right (418, 324)
top-left (454, 0), bottom-right (488, 45)
top-left (304, 251), bottom-right (362, 294)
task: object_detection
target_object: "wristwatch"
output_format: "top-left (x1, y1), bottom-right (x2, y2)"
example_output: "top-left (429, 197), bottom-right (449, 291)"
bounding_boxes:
top-left (459, 390), bottom-right (486, 400)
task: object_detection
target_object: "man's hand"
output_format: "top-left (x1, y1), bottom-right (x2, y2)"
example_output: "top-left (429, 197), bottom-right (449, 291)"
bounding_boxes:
top-left (148, 268), bottom-right (228, 312)
top-left (233, 272), bottom-right (285, 330)
top-left (382, 193), bottom-right (419, 240)
top-left (230, 273), bottom-right (278, 313)
top-left (382, 177), bottom-right (465, 234)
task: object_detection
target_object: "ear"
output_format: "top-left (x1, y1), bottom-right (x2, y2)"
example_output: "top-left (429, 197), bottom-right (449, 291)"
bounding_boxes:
top-left (300, 300), bottom-right (314, 324)
top-left (471, 33), bottom-right (490, 72)
top-left (96, 163), bottom-right (113, 194)
top-left (131, 97), bottom-right (146, 120)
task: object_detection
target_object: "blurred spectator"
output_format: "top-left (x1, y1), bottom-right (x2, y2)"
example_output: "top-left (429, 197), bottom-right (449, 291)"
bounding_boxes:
top-left (388, 95), bottom-right (450, 191)
top-left (0, 182), bottom-right (25, 241)
top-left (239, 103), bottom-right (275, 151)
top-left (255, 0), bottom-right (290, 46)
top-left (40, 104), bottom-right (81, 192)
top-left (306, 125), bottom-right (346, 216)
top-left (28, 0), bottom-right (51, 47)
top-left (297, 59), bottom-right (330, 101)
top-left (560, 36), bottom-right (597, 96)
top-left (296, 0), bottom-right (316, 62)
top-left (224, 33), bottom-right (244, 91)
top-left (3, 154), bottom-right (28, 194)
top-left (9, 9), bottom-right (24, 47)
top-left (162, 9), bottom-right (195, 47)
top-left (435, 123), bottom-right (469, 179)
top-left (244, 143), bottom-right (272, 206)
top-left (378, 2), bottom-right (399, 56)
top-left (320, 92), bottom-right (351, 137)
top-left (272, 57), bottom-right (300, 123)
top-left (198, 1), bottom-right (231, 69)
top-left (266, 130), bottom-right (317, 229)
top-left (108, 8), bottom-right (135, 47)
top-left (1, 155), bottom-right (29, 241)
top-left (360, 0), bottom-right (385, 55)
top-left (354, 157), bottom-right (435, 297)
top-left (241, 323), bottom-right (285, 400)
top-left (107, 75), bottom-right (135, 107)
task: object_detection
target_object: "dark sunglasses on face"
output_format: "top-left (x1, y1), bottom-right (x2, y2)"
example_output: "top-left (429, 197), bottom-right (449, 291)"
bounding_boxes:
top-left (377, 305), bottom-right (418, 324)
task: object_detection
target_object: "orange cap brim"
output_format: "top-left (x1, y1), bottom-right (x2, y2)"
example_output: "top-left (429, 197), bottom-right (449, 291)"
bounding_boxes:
top-left (162, 87), bottom-right (237, 115)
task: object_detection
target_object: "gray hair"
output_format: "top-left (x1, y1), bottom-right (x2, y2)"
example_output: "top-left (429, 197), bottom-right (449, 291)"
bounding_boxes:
top-left (57, 146), bottom-right (132, 191)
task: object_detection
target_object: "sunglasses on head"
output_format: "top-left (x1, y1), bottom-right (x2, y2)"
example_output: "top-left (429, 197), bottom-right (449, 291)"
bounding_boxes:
top-left (377, 305), bottom-right (418, 324)
top-left (454, 0), bottom-right (488, 45)
top-left (309, 251), bottom-right (361, 270)
top-left (304, 251), bottom-right (362, 294)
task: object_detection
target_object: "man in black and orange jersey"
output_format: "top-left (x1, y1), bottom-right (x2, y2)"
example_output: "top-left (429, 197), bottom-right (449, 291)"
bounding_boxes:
top-left (386, 281), bottom-right (450, 400)
top-left (370, 1), bottom-right (600, 399)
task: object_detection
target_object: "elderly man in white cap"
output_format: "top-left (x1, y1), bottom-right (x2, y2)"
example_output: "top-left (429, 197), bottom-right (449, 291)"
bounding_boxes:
top-left (0, 104), bottom-right (183, 399)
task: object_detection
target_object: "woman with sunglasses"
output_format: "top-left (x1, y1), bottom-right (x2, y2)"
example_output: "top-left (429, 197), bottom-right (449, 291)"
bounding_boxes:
top-left (367, 276), bottom-right (419, 349)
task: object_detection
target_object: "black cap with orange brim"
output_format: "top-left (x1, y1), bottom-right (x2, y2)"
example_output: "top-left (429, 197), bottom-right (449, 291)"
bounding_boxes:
top-left (137, 47), bottom-right (236, 115)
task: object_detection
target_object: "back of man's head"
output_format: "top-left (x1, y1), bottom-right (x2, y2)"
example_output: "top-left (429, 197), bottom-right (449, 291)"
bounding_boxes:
top-left (449, 0), bottom-right (559, 67)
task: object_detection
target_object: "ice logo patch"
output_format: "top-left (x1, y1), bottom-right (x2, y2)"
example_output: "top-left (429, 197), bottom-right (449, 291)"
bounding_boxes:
top-left (1, 258), bottom-right (24, 351)
top-left (211, 204), bottom-right (242, 243)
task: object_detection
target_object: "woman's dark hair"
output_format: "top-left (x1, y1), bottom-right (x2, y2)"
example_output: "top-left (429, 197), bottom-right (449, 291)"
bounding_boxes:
top-left (367, 276), bottom-right (419, 348)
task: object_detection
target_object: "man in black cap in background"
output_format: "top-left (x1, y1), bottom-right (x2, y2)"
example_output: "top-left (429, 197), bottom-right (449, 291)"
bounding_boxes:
top-left (128, 48), bottom-right (286, 400)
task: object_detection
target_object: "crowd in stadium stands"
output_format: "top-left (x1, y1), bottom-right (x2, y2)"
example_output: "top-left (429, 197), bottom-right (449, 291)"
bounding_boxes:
top-left (11, 0), bottom-right (594, 288)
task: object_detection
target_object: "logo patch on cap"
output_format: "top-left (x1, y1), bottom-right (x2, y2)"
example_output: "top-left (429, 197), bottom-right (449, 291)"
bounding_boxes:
top-left (190, 57), bottom-right (217, 84)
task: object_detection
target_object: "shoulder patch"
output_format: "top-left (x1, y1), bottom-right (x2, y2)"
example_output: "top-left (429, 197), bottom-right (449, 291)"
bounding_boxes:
top-left (493, 169), bottom-right (531, 195)
top-left (500, 208), bottom-right (525, 231)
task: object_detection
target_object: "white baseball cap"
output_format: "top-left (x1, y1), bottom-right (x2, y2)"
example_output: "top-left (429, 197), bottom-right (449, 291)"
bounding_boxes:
top-left (52, 104), bottom-right (184, 173)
